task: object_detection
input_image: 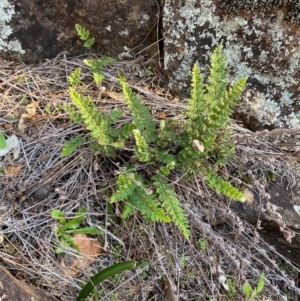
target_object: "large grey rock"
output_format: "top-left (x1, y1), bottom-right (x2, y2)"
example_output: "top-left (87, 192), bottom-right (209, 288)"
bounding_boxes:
top-left (163, 0), bottom-right (300, 131)
top-left (230, 176), bottom-right (300, 264)
top-left (0, 265), bottom-right (57, 301)
top-left (1, 0), bottom-right (157, 63)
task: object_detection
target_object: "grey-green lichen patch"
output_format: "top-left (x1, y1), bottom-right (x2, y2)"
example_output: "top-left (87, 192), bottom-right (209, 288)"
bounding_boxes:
top-left (164, 0), bottom-right (300, 130)
top-left (220, 0), bottom-right (300, 25)
top-left (0, 0), bottom-right (24, 54)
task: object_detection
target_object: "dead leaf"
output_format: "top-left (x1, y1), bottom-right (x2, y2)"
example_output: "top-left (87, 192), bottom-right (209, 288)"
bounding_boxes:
top-left (192, 139), bottom-right (205, 152)
top-left (25, 100), bottom-right (40, 116)
top-left (0, 134), bottom-right (21, 159)
top-left (3, 124), bottom-right (13, 130)
top-left (158, 111), bottom-right (167, 119)
top-left (61, 234), bottom-right (101, 277)
top-left (103, 91), bottom-right (127, 102)
top-left (17, 118), bottom-right (27, 135)
top-left (164, 277), bottom-right (178, 301)
top-left (218, 265), bottom-right (229, 291)
top-left (5, 165), bottom-right (23, 177)
top-left (244, 189), bottom-right (254, 204)
top-left (55, 187), bottom-right (67, 199)
top-left (18, 100), bottom-right (41, 134)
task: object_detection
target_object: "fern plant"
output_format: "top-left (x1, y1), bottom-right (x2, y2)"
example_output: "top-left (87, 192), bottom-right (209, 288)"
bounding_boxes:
top-left (63, 36), bottom-right (247, 239)
top-left (75, 24), bottom-right (95, 48)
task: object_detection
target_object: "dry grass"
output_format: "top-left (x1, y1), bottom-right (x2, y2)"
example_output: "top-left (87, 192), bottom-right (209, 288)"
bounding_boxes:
top-left (0, 52), bottom-right (300, 301)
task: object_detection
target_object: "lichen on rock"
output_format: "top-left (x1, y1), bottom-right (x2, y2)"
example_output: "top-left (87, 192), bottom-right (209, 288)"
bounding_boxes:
top-left (164, 0), bottom-right (300, 130)
top-left (220, 0), bottom-right (300, 25)
top-left (0, 0), bottom-right (24, 54)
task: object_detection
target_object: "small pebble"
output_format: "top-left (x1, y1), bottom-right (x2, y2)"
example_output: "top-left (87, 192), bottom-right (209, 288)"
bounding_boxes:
top-left (32, 184), bottom-right (52, 201)
top-left (63, 254), bottom-right (75, 267)
top-left (15, 183), bottom-right (26, 193)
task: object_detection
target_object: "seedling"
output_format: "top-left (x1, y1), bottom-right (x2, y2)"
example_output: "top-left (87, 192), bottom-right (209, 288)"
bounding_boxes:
top-left (243, 272), bottom-right (265, 300)
top-left (51, 207), bottom-right (101, 254)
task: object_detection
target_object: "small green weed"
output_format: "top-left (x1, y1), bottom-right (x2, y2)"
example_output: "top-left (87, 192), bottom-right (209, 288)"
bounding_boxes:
top-left (51, 207), bottom-right (101, 254)
top-left (227, 277), bottom-right (238, 300)
top-left (243, 272), bottom-right (265, 300)
top-left (198, 237), bottom-right (207, 251)
top-left (20, 94), bottom-right (29, 104)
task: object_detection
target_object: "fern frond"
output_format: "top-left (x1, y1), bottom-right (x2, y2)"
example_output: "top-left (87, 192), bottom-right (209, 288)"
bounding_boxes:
top-left (206, 43), bottom-right (228, 103)
top-left (69, 87), bottom-right (110, 145)
top-left (122, 83), bottom-right (157, 144)
top-left (152, 175), bottom-right (190, 239)
top-left (68, 68), bottom-right (81, 86)
top-left (225, 78), bottom-right (247, 107)
top-left (83, 57), bottom-right (113, 85)
top-left (205, 169), bottom-right (245, 202)
top-left (111, 173), bottom-right (170, 222)
top-left (185, 64), bottom-right (206, 133)
top-left (61, 135), bottom-right (86, 157)
top-left (133, 129), bottom-right (152, 162)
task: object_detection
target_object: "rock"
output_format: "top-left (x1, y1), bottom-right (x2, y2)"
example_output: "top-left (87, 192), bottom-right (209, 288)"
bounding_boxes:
top-left (31, 183), bottom-right (52, 201)
top-left (163, 0), bottom-right (300, 131)
top-left (230, 176), bottom-right (300, 264)
top-left (1, 0), bottom-right (158, 63)
top-left (0, 265), bottom-right (57, 301)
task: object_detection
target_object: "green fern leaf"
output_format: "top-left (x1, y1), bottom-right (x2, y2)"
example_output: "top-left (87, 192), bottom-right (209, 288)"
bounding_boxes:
top-left (111, 173), bottom-right (170, 223)
top-left (69, 87), bottom-right (111, 146)
top-left (133, 129), bottom-right (151, 162)
top-left (122, 83), bottom-right (157, 144)
top-left (75, 24), bottom-right (90, 41)
top-left (152, 175), bottom-right (190, 239)
top-left (61, 135), bottom-right (86, 157)
top-left (68, 68), bottom-right (81, 86)
top-left (205, 169), bottom-right (245, 202)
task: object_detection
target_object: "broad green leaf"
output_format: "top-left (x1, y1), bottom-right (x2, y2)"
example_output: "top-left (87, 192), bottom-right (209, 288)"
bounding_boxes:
top-left (243, 282), bottom-right (252, 297)
top-left (256, 272), bottom-right (265, 294)
top-left (55, 246), bottom-right (66, 254)
top-left (62, 234), bottom-right (79, 252)
top-left (55, 237), bottom-right (71, 254)
top-left (76, 261), bottom-right (136, 301)
top-left (74, 207), bottom-right (87, 220)
top-left (65, 227), bottom-right (101, 235)
top-left (51, 209), bottom-right (66, 224)
top-left (62, 219), bottom-right (81, 230)
top-left (0, 133), bottom-right (6, 149)
top-left (75, 207), bottom-right (87, 216)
